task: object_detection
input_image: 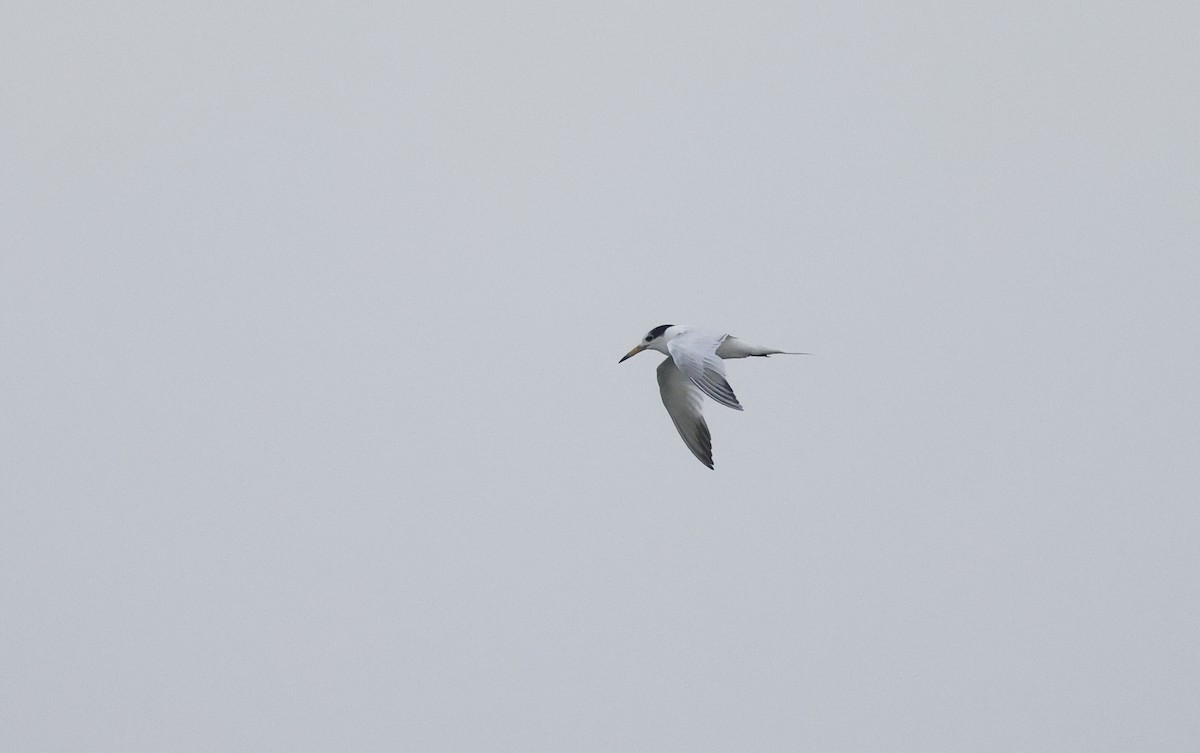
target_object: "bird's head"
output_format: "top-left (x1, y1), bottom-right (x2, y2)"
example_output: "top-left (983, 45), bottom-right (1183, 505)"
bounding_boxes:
top-left (619, 324), bottom-right (674, 362)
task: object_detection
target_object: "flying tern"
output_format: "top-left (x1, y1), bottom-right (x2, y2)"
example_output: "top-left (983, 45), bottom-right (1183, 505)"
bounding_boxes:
top-left (619, 324), bottom-right (803, 469)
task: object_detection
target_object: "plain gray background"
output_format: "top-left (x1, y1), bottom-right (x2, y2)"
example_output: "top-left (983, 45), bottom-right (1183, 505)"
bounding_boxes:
top-left (3, 2), bottom-right (1198, 751)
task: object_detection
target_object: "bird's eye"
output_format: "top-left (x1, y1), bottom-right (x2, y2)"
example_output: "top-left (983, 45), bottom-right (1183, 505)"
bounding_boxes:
top-left (645, 335), bottom-right (653, 342)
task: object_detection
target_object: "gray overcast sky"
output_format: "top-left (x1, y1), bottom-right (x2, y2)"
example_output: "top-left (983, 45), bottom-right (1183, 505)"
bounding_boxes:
top-left (3, 2), bottom-right (1198, 751)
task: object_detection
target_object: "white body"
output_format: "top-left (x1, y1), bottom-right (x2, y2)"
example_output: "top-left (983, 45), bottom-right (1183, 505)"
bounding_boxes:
top-left (644, 325), bottom-right (787, 360)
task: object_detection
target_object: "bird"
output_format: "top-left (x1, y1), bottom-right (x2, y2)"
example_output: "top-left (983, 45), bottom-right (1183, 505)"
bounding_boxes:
top-left (619, 324), bottom-right (804, 469)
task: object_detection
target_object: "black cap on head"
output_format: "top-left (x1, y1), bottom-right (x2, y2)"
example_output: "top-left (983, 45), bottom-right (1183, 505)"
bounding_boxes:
top-left (647, 324), bottom-right (673, 340)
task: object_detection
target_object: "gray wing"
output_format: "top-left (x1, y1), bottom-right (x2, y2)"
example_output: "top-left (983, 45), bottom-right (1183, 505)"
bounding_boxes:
top-left (666, 331), bottom-right (744, 411)
top-left (656, 357), bottom-right (714, 469)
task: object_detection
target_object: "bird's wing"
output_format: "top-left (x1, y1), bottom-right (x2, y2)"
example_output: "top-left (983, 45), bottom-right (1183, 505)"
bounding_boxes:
top-left (656, 357), bottom-right (714, 468)
top-left (667, 331), bottom-right (744, 411)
